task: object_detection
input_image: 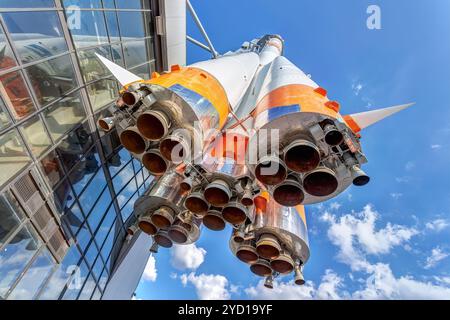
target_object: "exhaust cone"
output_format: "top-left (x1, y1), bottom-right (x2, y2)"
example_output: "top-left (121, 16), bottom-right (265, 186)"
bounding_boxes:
top-left (255, 155), bottom-right (287, 186)
top-left (273, 177), bottom-right (304, 206)
top-left (185, 192), bottom-right (209, 215)
top-left (98, 117), bottom-right (114, 132)
top-left (256, 234), bottom-right (281, 260)
top-left (160, 135), bottom-right (189, 164)
top-left (154, 231), bottom-right (173, 248)
top-left (202, 208), bottom-right (225, 231)
top-left (351, 166), bottom-right (370, 186)
top-left (232, 229), bottom-right (245, 243)
top-left (204, 179), bottom-right (232, 206)
top-left (138, 215), bottom-right (157, 235)
top-left (323, 124), bottom-right (344, 146)
top-left (236, 242), bottom-right (258, 264)
top-left (294, 266), bottom-right (305, 285)
top-left (151, 206), bottom-right (175, 229)
top-left (250, 259), bottom-right (273, 277)
top-left (120, 127), bottom-right (147, 154)
top-left (240, 190), bottom-right (254, 206)
top-left (303, 167), bottom-right (338, 197)
top-left (142, 151), bottom-right (167, 176)
top-left (222, 201), bottom-right (248, 225)
top-left (284, 140), bottom-right (320, 173)
top-left (137, 110), bottom-right (169, 141)
top-left (168, 220), bottom-right (191, 244)
top-left (180, 177), bottom-right (194, 193)
top-left (270, 252), bottom-right (295, 274)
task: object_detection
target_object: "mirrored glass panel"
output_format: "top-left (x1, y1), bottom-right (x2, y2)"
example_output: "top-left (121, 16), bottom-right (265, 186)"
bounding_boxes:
top-left (78, 46), bottom-right (112, 83)
top-left (87, 189), bottom-right (112, 232)
top-left (78, 171), bottom-right (107, 214)
top-left (0, 97), bottom-right (12, 132)
top-left (78, 273), bottom-right (96, 300)
top-left (95, 209), bottom-right (116, 248)
top-left (110, 43), bottom-right (125, 67)
top-left (21, 115), bottom-right (51, 157)
top-left (26, 54), bottom-right (77, 107)
top-left (0, 0), bottom-right (55, 8)
top-left (116, 0), bottom-right (144, 10)
top-left (61, 259), bottom-right (88, 300)
top-left (67, 10), bottom-right (108, 48)
top-left (40, 150), bottom-right (65, 189)
top-left (63, 0), bottom-right (101, 8)
top-left (0, 25), bottom-right (17, 71)
top-left (1, 11), bottom-right (67, 64)
top-left (0, 129), bottom-right (31, 187)
top-left (105, 11), bottom-right (120, 42)
top-left (117, 11), bottom-right (145, 40)
top-left (0, 70), bottom-right (36, 121)
top-left (0, 223), bottom-right (41, 298)
top-left (56, 121), bottom-right (93, 171)
top-left (0, 192), bottom-right (25, 247)
top-left (8, 248), bottom-right (54, 300)
top-left (44, 92), bottom-right (86, 142)
top-left (87, 79), bottom-right (118, 111)
top-left (123, 39), bottom-right (149, 68)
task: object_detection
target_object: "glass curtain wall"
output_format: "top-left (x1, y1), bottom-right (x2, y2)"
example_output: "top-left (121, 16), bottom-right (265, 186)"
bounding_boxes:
top-left (0, 0), bottom-right (156, 300)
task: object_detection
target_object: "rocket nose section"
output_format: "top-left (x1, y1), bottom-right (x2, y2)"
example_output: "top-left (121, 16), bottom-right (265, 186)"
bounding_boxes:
top-left (94, 53), bottom-right (143, 86)
top-left (344, 102), bottom-right (414, 132)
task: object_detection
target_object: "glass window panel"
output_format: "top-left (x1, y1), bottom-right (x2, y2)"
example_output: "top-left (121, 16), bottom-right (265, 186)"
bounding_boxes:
top-left (121, 192), bottom-right (137, 222)
top-left (57, 122), bottom-right (93, 171)
top-left (98, 268), bottom-right (108, 290)
top-left (26, 54), bottom-right (77, 107)
top-left (62, 203), bottom-right (84, 236)
top-left (95, 210), bottom-right (116, 248)
top-left (78, 45), bottom-right (112, 83)
top-left (130, 61), bottom-right (151, 79)
top-left (69, 154), bottom-right (99, 195)
top-left (63, 0), bottom-right (101, 8)
top-left (110, 43), bottom-right (125, 67)
top-left (78, 171), bottom-right (107, 213)
top-left (116, 0), bottom-right (143, 9)
top-left (87, 189), bottom-right (112, 233)
top-left (1, 11), bottom-right (66, 64)
top-left (87, 79), bottom-right (118, 111)
top-left (44, 92), bottom-right (86, 141)
top-left (108, 148), bottom-right (131, 177)
top-left (101, 130), bottom-right (121, 159)
top-left (136, 169), bottom-right (144, 187)
top-left (102, 0), bottom-right (115, 9)
top-left (39, 150), bottom-right (65, 188)
top-left (91, 287), bottom-right (102, 300)
top-left (52, 178), bottom-right (75, 213)
top-left (0, 223), bottom-right (41, 298)
top-left (0, 0), bottom-right (55, 8)
top-left (75, 223), bottom-right (91, 253)
top-left (0, 129), bottom-right (31, 187)
top-left (0, 192), bottom-right (25, 247)
top-left (20, 115), bottom-right (51, 157)
top-left (118, 11), bottom-right (145, 40)
top-left (112, 161), bottom-right (134, 193)
top-left (0, 25), bottom-right (17, 71)
top-left (38, 245), bottom-right (81, 300)
top-left (123, 40), bottom-right (151, 68)
top-left (68, 10), bottom-right (108, 48)
top-left (91, 255), bottom-right (104, 281)
top-left (8, 248), bottom-right (54, 300)
top-left (84, 241), bottom-right (98, 267)
top-left (61, 259), bottom-right (88, 300)
top-left (105, 11), bottom-right (120, 42)
top-left (0, 70), bottom-right (36, 121)
top-left (78, 273), bottom-right (96, 300)
top-left (0, 97), bottom-right (11, 131)
top-left (100, 226), bottom-right (115, 261)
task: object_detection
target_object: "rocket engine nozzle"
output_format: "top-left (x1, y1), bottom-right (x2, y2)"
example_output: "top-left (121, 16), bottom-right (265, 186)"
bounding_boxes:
top-left (323, 122), bottom-right (344, 146)
top-left (98, 117), bottom-right (115, 132)
top-left (154, 230), bottom-right (173, 248)
top-left (120, 127), bottom-right (147, 154)
top-left (255, 155), bottom-right (287, 186)
top-left (250, 259), bottom-right (273, 277)
top-left (160, 134), bottom-right (189, 164)
top-left (151, 206), bottom-right (175, 229)
top-left (138, 213), bottom-right (158, 235)
top-left (142, 150), bottom-right (168, 176)
top-left (137, 110), bottom-right (170, 141)
top-left (270, 252), bottom-right (295, 274)
top-left (256, 233), bottom-right (281, 260)
top-left (185, 191), bottom-right (209, 215)
top-left (202, 208), bottom-right (226, 231)
top-left (168, 219), bottom-right (192, 244)
top-left (272, 175), bottom-right (304, 207)
top-left (351, 165), bottom-right (370, 186)
top-left (303, 166), bottom-right (338, 197)
top-left (236, 242), bottom-right (259, 264)
top-left (222, 200), bottom-right (248, 225)
top-left (284, 140), bottom-right (321, 173)
top-left (204, 179), bottom-right (232, 207)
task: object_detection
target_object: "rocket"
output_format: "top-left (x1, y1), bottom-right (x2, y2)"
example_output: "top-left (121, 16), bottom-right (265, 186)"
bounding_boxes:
top-left (96, 34), bottom-right (412, 287)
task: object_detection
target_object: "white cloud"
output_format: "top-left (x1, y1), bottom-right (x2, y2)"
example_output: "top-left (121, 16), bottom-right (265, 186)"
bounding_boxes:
top-left (431, 144), bottom-right (442, 150)
top-left (390, 193), bottom-right (403, 200)
top-left (321, 204), bottom-right (418, 271)
top-left (245, 269), bottom-right (347, 300)
top-left (180, 273), bottom-right (230, 300)
top-left (395, 176), bottom-right (411, 183)
top-left (405, 161), bottom-right (415, 171)
top-left (426, 219), bottom-right (450, 232)
top-left (329, 202), bottom-right (342, 211)
top-left (424, 247), bottom-right (449, 269)
top-left (142, 255), bottom-right (157, 282)
top-left (171, 243), bottom-right (207, 271)
top-left (352, 82), bottom-right (364, 96)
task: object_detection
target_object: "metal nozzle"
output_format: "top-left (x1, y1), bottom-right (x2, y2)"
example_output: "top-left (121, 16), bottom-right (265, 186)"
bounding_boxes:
top-left (154, 230), bottom-right (173, 248)
top-left (122, 88), bottom-right (150, 106)
top-left (240, 189), bottom-right (254, 206)
top-left (264, 276), bottom-right (274, 289)
top-left (98, 117), bottom-right (115, 132)
top-left (142, 150), bottom-right (168, 176)
top-left (151, 206), bottom-right (175, 229)
top-left (250, 259), bottom-right (273, 277)
top-left (323, 123), bottom-right (344, 146)
top-left (270, 252), bottom-right (295, 274)
top-left (204, 179), bottom-right (232, 206)
top-left (294, 265), bottom-right (305, 285)
top-left (284, 140), bottom-right (321, 173)
top-left (202, 208), bottom-right (226, 231)
top-left (222, 200), bottom-right (248, 225)
top-left (236, 241), bottom-right (258, 264)
top-left (256, 233), bottom-right (281, 260)
top-left (127, 224), bottom-right (139, 236)
top-left (180, 176), bottom-right (194, 193)
top-left (137, 110), bottom-right (170, 141)
top-left (120, 126), bottom-right (147, 154)
top-left (351, 165), bottom-right (370, 186)
top-left (138, 214), bottom-right (158, 235)
top-left (160, 134), bottom-right (189, 164)
top-left (232, 229), bottom-right (245, 243)
top-left (272, 175), bottom-right (304, 206)
top-left (303, 166), bottom-right (338, 197)
top-left (168, 219), bottom-right (191, 244)
top-left (185, 191), bottom-right (209, 215)
top-left (255, 155), bottom-right (287, 186)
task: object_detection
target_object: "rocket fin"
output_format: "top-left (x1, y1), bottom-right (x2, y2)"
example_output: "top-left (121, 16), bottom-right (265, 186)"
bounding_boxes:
top-left (95, 53), bottom-right (143, 86)
top-left (343, 103), bottom-right (414, 132)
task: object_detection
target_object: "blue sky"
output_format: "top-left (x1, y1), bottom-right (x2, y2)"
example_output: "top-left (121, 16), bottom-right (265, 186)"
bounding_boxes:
top-left (135, 0), bottom-right (450, 299)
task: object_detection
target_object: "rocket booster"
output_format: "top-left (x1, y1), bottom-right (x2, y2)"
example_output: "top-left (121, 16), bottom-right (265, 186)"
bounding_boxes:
top-left (96, 34), bottom-right (412, 287)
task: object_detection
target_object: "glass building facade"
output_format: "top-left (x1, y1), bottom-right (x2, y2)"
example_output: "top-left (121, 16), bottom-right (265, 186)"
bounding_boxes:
top-left (0, 0), bottom-right (158, 299)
